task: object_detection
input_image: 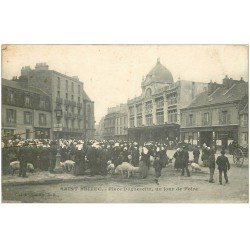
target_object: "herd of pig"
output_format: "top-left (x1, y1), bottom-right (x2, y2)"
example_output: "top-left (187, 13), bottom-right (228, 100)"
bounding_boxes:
top-left (9, 157), bottom-right (202, 177)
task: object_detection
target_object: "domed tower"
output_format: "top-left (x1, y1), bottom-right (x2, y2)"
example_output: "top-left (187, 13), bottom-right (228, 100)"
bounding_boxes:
top-left (141, 58), bottom-right (174, 96)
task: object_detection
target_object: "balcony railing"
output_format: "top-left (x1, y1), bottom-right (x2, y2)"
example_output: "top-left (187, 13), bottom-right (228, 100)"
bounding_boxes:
top-left (70, 101), bottom-right (77, 107)
top-left (2, 121), bottom-right (17, 128)
top-left (62, 127), bottom-right (83, 133)
top-left (56, 97), bottom-right (63, 104)
top-left (77, 102), bottom-right (83, 108)
top-left (64, 111), bottom-right (73, 118)
top-left (64, 99), bottom-right (70, 106)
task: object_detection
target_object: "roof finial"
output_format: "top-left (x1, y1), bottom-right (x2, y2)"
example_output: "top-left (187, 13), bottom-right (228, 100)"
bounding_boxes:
top-left (157, 57), bottom-right (160, 63)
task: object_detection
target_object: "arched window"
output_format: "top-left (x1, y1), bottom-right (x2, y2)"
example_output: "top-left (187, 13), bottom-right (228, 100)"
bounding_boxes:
top-left (145, 88), bottom-right (152, 97)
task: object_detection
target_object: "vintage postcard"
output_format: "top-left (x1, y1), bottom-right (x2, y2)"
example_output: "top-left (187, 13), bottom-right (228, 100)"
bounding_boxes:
top-left (1, 45), bottom-right (248, 203)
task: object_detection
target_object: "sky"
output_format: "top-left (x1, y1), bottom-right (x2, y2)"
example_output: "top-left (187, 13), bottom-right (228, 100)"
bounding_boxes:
top-left (2, 45), bottom-right (248, 123)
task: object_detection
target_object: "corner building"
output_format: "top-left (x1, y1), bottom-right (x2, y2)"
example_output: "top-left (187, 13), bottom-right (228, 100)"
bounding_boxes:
top-left (18, 63), bottom-right (95, 140)
top-left (127, 59), bottom-right (208, 144)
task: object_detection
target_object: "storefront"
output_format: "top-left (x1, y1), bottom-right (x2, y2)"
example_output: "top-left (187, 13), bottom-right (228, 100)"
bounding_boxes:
top-left (181, 125), bottom-right (238, 148)
top-left (128, 123), bottom-right (180, 144)
top-left (34, 128), bottom-right (51, 139)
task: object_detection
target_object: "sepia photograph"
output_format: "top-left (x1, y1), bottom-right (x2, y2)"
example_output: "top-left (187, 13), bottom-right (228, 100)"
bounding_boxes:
top-left (1, 44), bottom-right (249, 203)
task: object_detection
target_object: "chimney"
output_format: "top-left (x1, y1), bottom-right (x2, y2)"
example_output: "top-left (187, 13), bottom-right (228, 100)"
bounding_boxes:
top-left (208, 81), bottom-right (220, 95)
top-left (223, 75), bottom-right (235, 89)
top-left (21, 66), bottom-right (31, 76)
top-left (35, 63), bottom-right (49, 71)
top-left (72, 76), bottom-right (79, 81)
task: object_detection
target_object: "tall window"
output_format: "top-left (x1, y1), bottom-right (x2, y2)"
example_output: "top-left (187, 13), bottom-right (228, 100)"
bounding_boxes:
top-left (71, 95), bottom-right (74, 101)
top-left (71, 82), bottom-right (74, 92)
top-left (156, 112), bottom-right (164, 125)
top-left (40, 100), bottom-right (46, 109)
top-left (145, 101), bottom-right (153, 114)
top-left (189, 114), bottom-right (194, 126)
top-left (155, 97), bottom-right (164, 109)
top-left (7, 91), bottom-right (14, 104)
top-left (78, 96), bottom-right (80, 103)
top-left (221, 111), bottom-right (228, 124)
top-left (6, 109), bottom-right (16, 124)
top-left (130, 117), bottom-right (135, 127)
top-left (146, 114), bottom-right (153, 126)
top-left (57, 77), bottom-right (61, 90)
top-left (78, 85), bottom-right (80, 93)
top-left (65, 93), bottom-right (68, 99)
top-left (66, 80), bottom-right (68, 91)
top-left (168, 94), bottom-right (177, 105)
top-left (136, 104), bottom-right (142, 114)
top-left (57, 91), bottom-right (60, 98)
top-left (24, 95), bottom-right (31, 107)
top-left (39, 114), bottom-right (47, 126)
top-left (241, 132), bottom-right (248, 145)
top-left (203, 112), bottom-right (210, 125)
top-left (24, 111), bottom-right (32, 124)
top-left (137, 116), bottom-right (142, 126)
top-left (241, 114), bottom-right (248, 126)
top-left (168, 110), bottom-right (177, 123)
top-left (129, 106), bottom-right (134, 116)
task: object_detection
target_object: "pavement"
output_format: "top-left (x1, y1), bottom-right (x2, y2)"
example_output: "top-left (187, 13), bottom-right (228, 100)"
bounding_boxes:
top-left (2, 162), bottom-right (248, 203)
top-left (2, 171), bottom-right (106, 187)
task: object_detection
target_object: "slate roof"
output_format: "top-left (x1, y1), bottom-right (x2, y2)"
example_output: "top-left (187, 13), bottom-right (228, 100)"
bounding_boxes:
top-left (1, 78), bottom-right (50, 96)
top-left (82, 89), bottom-right (92, 102)
top-left (182, 82), bottom-right (248, 110)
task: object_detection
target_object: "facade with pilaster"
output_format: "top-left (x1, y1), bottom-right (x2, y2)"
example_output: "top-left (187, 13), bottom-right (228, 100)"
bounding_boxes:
top-left (127, 59), bottom-right (208, 144)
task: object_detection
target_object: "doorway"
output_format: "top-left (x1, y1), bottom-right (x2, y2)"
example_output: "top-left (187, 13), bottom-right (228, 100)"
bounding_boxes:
top-left (200, 131), bottom-right (213, 147)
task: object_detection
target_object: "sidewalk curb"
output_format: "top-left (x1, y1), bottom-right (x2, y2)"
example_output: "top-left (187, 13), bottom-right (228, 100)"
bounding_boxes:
top-left (2, 176), bottom-right (107, 187)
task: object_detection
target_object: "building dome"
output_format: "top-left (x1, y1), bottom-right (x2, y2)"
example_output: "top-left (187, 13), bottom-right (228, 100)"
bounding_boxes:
top-left (144, 58), bottom-right (174, 85)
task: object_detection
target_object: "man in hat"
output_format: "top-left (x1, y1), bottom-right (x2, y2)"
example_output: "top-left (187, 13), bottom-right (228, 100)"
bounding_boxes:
top-left (216, 150), bottom-right (230, 185)
top-left (153, 151), bottom-right (162, 185)
top-left (180, 146), bottom-right (190, 177)
top-left (207, 148), bottom-right (215, 183)
top-left (18, 141), bottom-right (30, 177)
top-left (193, 145), bottom-right (200, 164)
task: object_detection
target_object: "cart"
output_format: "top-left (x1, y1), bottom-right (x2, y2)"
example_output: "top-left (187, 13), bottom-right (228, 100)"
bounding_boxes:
top-left (233, 145), bottom-right (248, 167)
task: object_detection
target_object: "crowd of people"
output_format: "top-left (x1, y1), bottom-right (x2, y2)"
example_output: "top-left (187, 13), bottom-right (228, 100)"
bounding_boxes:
top-left (2, 138), bottom-right (231, 185)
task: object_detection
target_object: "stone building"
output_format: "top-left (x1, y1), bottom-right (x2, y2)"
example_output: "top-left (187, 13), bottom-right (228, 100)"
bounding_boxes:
top-left (238, 94), bottom-right (248, 147)
top-left (127, 58), bottom-right (208, 143)
top-left (12, 63), bottom-right (95, 140)
top-left (103, 104), bottom-right (128, 140)
top-left (2, 78), bottom-right (52, 139)
top-left (95, 117), bottom-right (105, 140)
top-left (180, 76), bottom-right (248, 148)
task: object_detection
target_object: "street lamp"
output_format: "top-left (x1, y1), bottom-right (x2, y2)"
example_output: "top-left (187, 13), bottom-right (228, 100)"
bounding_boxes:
top-left (54, 105), bottom-right (63, 170)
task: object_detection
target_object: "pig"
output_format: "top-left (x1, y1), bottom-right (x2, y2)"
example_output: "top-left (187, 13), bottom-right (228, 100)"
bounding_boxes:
top-left (190, 162), bottom-right (202, 172)
top-left (107, 161), bottom-right (115, 175)
top-left (60, 160), bottom-right (75, 173)
top-left (9, 161), bottom-right (34, 175)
